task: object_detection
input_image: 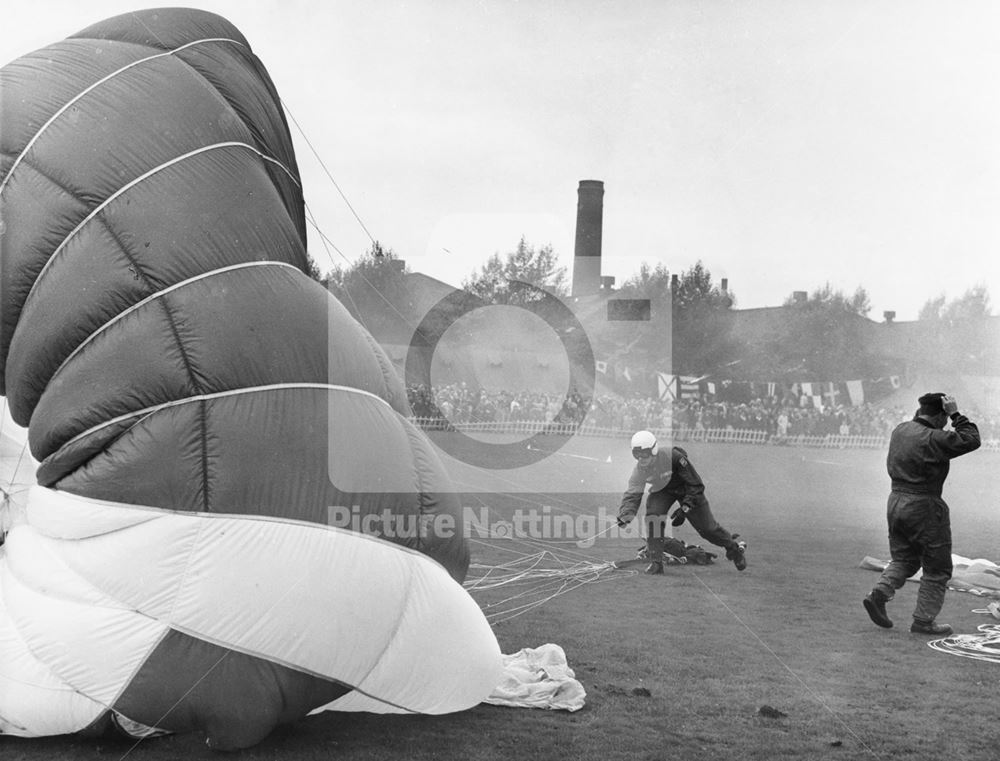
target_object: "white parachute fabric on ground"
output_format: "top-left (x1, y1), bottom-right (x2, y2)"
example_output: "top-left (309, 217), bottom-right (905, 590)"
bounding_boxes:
top-left (859, 554), bottom-right (1000, 597)
top-left (0, 487), bottom-right (503, 736)
top-left (483, 643), bottom-right (586, 712)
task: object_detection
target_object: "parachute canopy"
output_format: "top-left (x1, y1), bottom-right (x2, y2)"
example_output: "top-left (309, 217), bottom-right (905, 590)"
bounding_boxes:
top-left (0, 8), bottom-right (500, 749)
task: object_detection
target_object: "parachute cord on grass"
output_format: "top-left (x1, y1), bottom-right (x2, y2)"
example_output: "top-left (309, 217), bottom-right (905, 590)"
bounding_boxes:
top-left (463, 537), bottom-right (628, 624)
top-left (927, 624), bottom-right (1000, 664)
top-left (475, 564), bottom-right (626, 625)
top-left (688, 570), bottom-right (880, 758)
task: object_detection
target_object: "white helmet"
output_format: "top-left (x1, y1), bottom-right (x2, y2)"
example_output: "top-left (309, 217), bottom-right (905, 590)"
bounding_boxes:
top-left (630, 430), bottom-right (658, 459)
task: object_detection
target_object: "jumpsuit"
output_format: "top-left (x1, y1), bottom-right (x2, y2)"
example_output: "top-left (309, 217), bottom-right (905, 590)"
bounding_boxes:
top-left (617, 446), bottom-right (740, 562)
top-left (874, 412), bottom-right (980, 623)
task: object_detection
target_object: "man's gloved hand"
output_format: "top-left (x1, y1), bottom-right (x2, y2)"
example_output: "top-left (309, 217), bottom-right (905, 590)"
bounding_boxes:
top-left (670, 507), bottom-right (687, 527)
top-left (616, 515), bottom-right (632, 528)
top-left (942, 394), bottom-right (959, 416)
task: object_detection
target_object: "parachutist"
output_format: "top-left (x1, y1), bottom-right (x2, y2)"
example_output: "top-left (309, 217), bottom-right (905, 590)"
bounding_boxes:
top-left (863, 392), bottom-right (980, 634)
top-left (615, 431), bottom-right (747, 572)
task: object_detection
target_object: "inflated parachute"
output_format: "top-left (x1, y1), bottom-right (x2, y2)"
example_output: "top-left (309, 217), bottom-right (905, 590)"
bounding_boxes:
top-left (0, 8), bottom-right (501, 749)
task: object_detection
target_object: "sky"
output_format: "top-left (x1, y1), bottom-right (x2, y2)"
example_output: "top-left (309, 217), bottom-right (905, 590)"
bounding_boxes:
top-left (3, 0), bottom-right (999, 322)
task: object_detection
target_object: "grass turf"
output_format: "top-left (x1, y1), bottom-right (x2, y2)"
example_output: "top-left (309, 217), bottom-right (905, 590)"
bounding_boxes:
top-left (3, 437), bottom-right (998, 760)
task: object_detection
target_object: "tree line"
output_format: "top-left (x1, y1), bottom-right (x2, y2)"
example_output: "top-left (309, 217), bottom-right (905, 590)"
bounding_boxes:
top-left (313, 239), bottom-right (994, 381)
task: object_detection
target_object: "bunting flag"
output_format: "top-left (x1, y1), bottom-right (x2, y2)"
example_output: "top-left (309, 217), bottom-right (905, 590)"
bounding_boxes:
top-left (846, 379), bottom-right (865, 406)
top-left (645, 374), bottom-right (890, 408)
top-left (656, 373), bottom-right (676, 402)
top-left (821, 382), bottom-right (841, 408)
top-left (613, 363), bottom-right (633, 387)
top-left (863, 376), bottom-right (902, 402)
top-left (596, 360), bottom-right (608, 375)
top-left (679, 376), bottom-right (701, 399)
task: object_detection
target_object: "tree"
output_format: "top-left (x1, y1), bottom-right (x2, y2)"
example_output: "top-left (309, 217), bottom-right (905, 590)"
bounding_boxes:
top-left (325, 242), bottom-right (410, 337)
top-left (670, 261), bottom-right (736, 314)
top-left (607, 260), bottom-right (738, 380)
top-left (918, 293), bottom-right (947, 322)
top-left (917, 285), bottom-right (994, 371)
top-left (919, 287), bottom-right (992, 322)
top-left (462, 237), bottom-right (568, 305)
top-left (773, 283), bottom-right (876, 378)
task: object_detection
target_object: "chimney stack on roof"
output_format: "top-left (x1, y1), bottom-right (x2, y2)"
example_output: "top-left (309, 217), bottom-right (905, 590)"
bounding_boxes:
top-left (571, 180), bottom-right (604, 297)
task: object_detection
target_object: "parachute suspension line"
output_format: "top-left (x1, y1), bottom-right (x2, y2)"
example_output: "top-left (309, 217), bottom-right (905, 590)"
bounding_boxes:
top-left (0, 37), bottom-right (250, 198)
top-left (302, 218), bottom-right (448, 352)
top-left (300, 213), bottom-right (377, 332)
top-left (463, 545), bottom-right (625, 624)
top-left (460, 492), bottom-right (629, 624)
top-left (22, 143), bottom-right (298, 308)
top-left (688, 570), bottom-right (879, 757)
top-left (282, 102), bottom-right (447, 350)
top-left (282, 103), bottom-right (377, 246)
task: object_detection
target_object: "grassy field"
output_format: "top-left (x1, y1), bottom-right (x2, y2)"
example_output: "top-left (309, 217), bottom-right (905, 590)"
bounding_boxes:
top-left (3, 436), bottom-right (999, 761)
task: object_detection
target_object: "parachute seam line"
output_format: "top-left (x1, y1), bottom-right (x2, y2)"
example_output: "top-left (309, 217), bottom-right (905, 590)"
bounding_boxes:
top-left (51, 383), bottom-right (392, 451)
top-left (21, 142), bottom-right (296, 309)
top-left (46, 262), bottom-right (301, 385)
top-left (118, 632), bottom-right (237, 756)
top-left (331, 569), bottom-right (419, 711)
top-left (688, 571), bottom-right (880, 757)
top-left (137, 282), bottom-right (213, 507)
top-left (166, 518), bottom-right (210, 629)
top-left (20, 493), bottom-right (460, 714)
top-left (0, 534), bottom-right (167, 710)
top-left (24, 484), bottom-right (455, 572)
top-left (360, 331), bottom-right (403, 411)
top-left (198, 400), bottom-right (212, 512)
top-left (400, 422), bottom-right (428, 556)
top-left (135, 620), bottom-right (416, 715)
top-left (106, 627), bottom-right (173, 738)
top-left (0, 37), bottom-right (251, 199)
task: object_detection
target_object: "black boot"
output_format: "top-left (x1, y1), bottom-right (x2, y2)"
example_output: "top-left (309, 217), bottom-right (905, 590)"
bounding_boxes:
top-left (863, 589), bottom-right (893, 628)
top-left (725, 539), bottom-right (747, 571)
top-left (910, 619), bottom-right (952, 636)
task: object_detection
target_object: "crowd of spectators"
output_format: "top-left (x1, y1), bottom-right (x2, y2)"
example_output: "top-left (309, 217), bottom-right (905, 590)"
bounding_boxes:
top-left (406, 382), bottom-right (1000, 444)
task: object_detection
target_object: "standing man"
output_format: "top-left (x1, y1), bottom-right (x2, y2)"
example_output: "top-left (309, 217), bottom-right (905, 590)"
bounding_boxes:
top-left (863, 393), bottom-right (981, 635)
top-left (616, 430), bottom-right (747, 575)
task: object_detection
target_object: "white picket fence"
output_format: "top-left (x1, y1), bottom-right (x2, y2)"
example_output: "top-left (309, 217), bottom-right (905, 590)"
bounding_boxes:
top-left (409, 417), bottom-right (1000, 452)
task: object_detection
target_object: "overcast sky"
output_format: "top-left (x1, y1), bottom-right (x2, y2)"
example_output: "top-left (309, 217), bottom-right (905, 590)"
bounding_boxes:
top-left (4, 0), bottom-right (999, 321)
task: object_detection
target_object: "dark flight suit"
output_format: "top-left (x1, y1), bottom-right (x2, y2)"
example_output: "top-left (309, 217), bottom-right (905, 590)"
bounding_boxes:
top-left (617, 446), bottom-right (740, 562)
top-left (875, 412), bottom-right (980, 623)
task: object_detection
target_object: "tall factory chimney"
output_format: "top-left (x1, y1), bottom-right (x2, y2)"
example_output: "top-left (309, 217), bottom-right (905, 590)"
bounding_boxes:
top-left (572, 180), bottom-right (604, 297)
